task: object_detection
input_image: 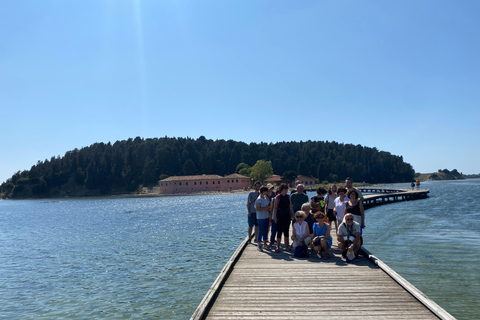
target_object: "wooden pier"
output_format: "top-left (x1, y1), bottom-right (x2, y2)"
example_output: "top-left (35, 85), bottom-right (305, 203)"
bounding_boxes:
top-left (191, 188), bottom-right (455, 320)
top-left (359, 187), bottom-right (429, 209)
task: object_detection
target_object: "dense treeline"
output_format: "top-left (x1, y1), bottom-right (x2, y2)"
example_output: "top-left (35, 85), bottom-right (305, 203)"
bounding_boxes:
top-left (1, 136), bottom-right (414, 198)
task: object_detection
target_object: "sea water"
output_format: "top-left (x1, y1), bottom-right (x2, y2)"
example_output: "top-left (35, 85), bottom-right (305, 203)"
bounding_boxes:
top-left (0, 179), bottom-right (478, 319)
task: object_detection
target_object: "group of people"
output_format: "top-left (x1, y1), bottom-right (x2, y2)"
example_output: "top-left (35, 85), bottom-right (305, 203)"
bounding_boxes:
top-left (246, 178), bottom-right (366, 262)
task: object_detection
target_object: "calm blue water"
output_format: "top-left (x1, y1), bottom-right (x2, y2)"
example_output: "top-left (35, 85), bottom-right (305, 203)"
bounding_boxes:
top-left (0, 180), bottom-right (479, 319)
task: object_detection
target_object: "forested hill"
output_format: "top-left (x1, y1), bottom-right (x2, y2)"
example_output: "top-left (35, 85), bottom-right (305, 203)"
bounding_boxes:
top-left (1, 136), bottom-right (414, 198)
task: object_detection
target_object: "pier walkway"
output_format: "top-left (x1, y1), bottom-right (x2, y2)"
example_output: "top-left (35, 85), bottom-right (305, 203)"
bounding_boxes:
top-left (359, 187), bottom-right (429, 209)
top-left (191, 188), bottom-right (455, 320)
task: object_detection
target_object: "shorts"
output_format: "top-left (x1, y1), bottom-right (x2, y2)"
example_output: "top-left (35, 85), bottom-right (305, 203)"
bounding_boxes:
top-left (326, 209), bottom-right (336, 222)
top-left (248, 212), bottom-right (258, 227)
top-left (276, 215), bottom-right (290, 238)
top-left (313, 237), bottom-right (332, 249)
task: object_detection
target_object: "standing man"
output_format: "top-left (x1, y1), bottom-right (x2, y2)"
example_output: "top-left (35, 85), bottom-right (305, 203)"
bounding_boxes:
top-left (290, 184), bottom-right (309, 224)
top-left (246, 181), bottom-right (261, 243)
top-left (345, 177), bottom-right (364, 201)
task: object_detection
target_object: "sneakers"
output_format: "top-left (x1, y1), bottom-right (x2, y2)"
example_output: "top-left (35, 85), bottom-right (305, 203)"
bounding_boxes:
top-left (286, 247), bottom-right (292, 253)
top-left (257, 244), bottom-right (263, 252)
top-left (275, 248), bottom-right (280, 253)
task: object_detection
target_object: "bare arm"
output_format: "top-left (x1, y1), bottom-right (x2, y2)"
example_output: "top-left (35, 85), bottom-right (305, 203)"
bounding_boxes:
top-left (359, 202), bottom-right (365, 228)
top-left (273, 196), bottom-right (279, 223)
top-left (353, 232), bottom-right (361, 247)
top-left (325, 224), bottom-right (331, 239)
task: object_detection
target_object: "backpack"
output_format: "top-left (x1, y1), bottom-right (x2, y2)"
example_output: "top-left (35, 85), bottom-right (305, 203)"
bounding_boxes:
top-left (294, 244), bottom-right (308, 258)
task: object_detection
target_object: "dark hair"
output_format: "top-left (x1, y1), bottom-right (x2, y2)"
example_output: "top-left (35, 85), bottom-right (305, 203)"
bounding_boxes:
top-left (313, 211), bottom-right (325, 220)
top-left (254, 181), bottom-right (261, 186)
top-left (328, 185), bottom-right (336, 196)
top-left (337, 187), bottom-right (346, 194)
top-left (260, 186), bottom-right (269, 193)
top-left (347, 190), bottom-right (358, 199)
top-left (316, 187), bottom-right (327, 195)
top-left (277, 183), bottom-right (289, 191)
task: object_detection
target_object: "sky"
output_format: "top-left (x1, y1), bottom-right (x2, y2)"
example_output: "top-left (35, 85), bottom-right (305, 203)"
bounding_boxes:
top-left (1, 0), bottom-right (479, 184)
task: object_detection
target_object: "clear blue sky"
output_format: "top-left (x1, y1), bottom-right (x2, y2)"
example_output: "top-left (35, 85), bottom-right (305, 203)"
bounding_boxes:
top-left (1, 0), bottom-right (479, 184)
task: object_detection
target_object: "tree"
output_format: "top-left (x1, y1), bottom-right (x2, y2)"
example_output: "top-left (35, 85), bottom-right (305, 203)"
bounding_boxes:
top-left (281, 170), bottom-right (297, 186)
top-left (158, 174), bottom-right (169, 181)
top-left (297, 160), bottom-right (309, 176)
top-left (236, 162), bottom-right (250, 173)
top-left (182, 159), bottom-right (197, 175)
top-left (250, 160), bottom-right (273, 183)
top-left (236, 162), bottom-right (251, 177)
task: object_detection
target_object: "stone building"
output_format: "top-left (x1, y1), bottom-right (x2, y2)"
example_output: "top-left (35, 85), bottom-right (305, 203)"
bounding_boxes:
top-left (158, 173), bottom-right (250, 194)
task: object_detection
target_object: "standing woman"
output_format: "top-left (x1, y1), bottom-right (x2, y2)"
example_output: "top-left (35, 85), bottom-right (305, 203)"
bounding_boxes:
top-left (255, 186), bottom-right (272, 252)
top-left (267, 184), bottom-right (277, 247)
top-left (273, 184), bottom-right (293, 253)
top-left (333, 187), bottom-right (350, 227)
top-left (345, 190), bottom-right (365, 230)
top-left (324, 185), bottom-right (338, 232)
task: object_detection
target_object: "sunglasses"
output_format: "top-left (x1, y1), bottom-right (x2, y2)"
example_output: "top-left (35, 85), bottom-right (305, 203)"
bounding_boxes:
top-left (346, 218), bottom-right (353, 221)
top-left (317, 216), bottom-right (325, 219)
top-left (296, 216), bottom-right (304, 218)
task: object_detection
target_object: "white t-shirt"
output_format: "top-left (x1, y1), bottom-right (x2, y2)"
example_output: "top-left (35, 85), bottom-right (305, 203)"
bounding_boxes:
top-left (334, 196), bottom-right (350, 221)
top-left (338, 221), bottom-right (361, 238)
top-left (255, 196), bottom-right (270, 220)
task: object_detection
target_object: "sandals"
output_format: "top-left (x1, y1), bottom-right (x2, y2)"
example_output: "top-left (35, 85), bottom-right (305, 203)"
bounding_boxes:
top-left (323, 253), bottom-right (331, 259)
top-left (275, 248), bottom-right (280, 253)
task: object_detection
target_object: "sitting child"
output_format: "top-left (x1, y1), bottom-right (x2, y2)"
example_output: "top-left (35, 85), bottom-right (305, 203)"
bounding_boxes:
top-left (312, 211), bottom-right (332, 259)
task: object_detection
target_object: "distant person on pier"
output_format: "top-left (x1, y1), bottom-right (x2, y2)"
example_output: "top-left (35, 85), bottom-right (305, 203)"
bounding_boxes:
top-left (333, 187), bottom-right (350, 225)
top-left (337, 213), bottom-right (361, 262)
top-left (255, 186), bottom-right (272, 252)
top-left (416, 179), bottom-right (420, 189)
top-left (324, 185), bottom-right (338, 233)
top-left (312, 211), bottom-right (332, 259)
top-left (291, 184), bottom-right (309, 224)
top-left (273, 184), bottom-right (293, 253)
top-left (246, 181), bottom-right (261, 243)
top-left (345, 177), bottom-right (364, 201)
top-left (345, 190), bottom-right (365, 230)
top-left (266, 183), bottom-right (277, 247)
top-left (411, 181), bottom-right (415, 190)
